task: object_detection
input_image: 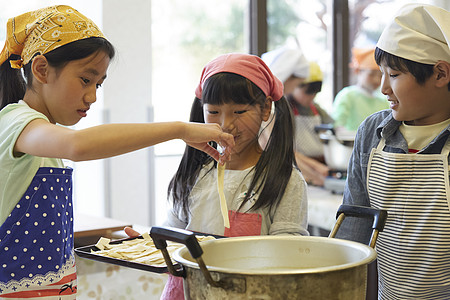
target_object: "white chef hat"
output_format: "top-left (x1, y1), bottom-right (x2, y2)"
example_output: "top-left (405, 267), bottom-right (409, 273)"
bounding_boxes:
top-left (376, 3), bottom-right (450, 65)
top-left (261, 46), bottom-right (309, 83)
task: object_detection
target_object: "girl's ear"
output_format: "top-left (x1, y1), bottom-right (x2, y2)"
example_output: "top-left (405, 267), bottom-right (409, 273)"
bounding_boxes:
top-left (262, 97), bottom-right (273, 122)
top-left (31, 55), bottom-right (50, 84)
top-left (434, 61), bottom-right (450, 88)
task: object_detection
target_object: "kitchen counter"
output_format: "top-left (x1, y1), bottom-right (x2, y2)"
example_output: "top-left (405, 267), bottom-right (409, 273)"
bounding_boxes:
top-left (307, 185), bottom-right (343, 235)
top-left (74, 213), bottom-right (131, 237)
top-left (74, 213), bottom-right (132, 247)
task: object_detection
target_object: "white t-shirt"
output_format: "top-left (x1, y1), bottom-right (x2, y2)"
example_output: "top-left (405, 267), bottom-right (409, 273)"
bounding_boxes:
top-left (0, 101), bottom-right (64, 225)
top-left (166, 161), bottom-right (309, 236)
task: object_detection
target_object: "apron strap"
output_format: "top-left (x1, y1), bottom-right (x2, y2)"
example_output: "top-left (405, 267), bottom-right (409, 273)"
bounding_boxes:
top-left (441, 136), bottom-right (450, 155)
top-left (376, 137), bottom-right (386, 150)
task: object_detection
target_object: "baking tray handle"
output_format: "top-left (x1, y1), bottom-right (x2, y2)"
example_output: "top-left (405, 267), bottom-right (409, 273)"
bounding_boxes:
top-left (150, 226), bottom-right (223, 288)
top-left (329, 204), bottom-right (388, 248)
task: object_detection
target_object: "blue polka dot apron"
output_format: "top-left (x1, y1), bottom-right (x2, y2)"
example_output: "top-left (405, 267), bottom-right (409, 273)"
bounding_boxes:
top-left (0, 167), bottom-right (77, 299)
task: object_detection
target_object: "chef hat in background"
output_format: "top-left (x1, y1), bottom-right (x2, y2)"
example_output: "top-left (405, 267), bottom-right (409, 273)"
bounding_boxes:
top-left (261, 46), bottom-right (310, 83)
top-left (195, 53), bottom-right (284, 101)
top-left (377, 3), bottom-right (450, 65)
top-left (0, 5), bottom-right (105, 69)
top-left (350, 47), bottom-right (378, 70)
top-left (304, 62), bottom-right (323, 83)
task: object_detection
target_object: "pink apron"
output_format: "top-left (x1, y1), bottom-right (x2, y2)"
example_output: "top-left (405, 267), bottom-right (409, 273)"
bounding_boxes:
top-left (224, 210), bottom-right (262, 237)
top-left (0, 167), bottom-right (77, 299)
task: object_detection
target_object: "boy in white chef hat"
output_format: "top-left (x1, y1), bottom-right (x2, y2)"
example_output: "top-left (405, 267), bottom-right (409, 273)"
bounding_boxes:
top-left (337, 3), bottom-right (450, 299)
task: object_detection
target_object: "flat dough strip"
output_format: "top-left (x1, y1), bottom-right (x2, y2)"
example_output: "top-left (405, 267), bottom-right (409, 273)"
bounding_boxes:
top-left (92, 235), bottom-right (215, 266)
top-left (217, 163), bottom-right (230, 228)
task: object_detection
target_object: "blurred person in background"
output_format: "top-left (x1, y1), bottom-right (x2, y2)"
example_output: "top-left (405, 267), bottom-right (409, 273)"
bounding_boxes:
top-left (288, 62), bottom-right (333, 186)
top-left (262, 48), bottom-right (330, 186)
top-left (332, 47), bottom-right (388, 132)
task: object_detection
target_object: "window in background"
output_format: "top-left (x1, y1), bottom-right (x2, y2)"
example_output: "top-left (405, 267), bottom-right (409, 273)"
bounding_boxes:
top-left (151, 0), bottom-right (248, 225)
top-left (266, 0), bottom-right (450, 112)
top-left (348, 0), bottom-right (449, 82)
top-left (266, 0), bottom-right (332, 111)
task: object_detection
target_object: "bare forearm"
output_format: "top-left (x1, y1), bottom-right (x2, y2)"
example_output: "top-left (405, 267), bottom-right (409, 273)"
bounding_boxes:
top-left (16, 119), bottom-right (233, 162)
top-left (16, 120), bottom-right (187, 161)
top-left (66, 122), bottom-right (187, 161)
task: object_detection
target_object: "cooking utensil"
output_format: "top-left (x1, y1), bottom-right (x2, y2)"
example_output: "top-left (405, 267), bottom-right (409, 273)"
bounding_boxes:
top-left (315, 124), bottom-right (355, 171)
top-left (150, 205), bottom-right (387, 300)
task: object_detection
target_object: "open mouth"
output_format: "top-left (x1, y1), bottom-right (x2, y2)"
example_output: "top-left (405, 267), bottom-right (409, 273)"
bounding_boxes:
top-left (388, 99), bottom-right (399, 109)
top-left (78, 109), bottom-right (88, 117)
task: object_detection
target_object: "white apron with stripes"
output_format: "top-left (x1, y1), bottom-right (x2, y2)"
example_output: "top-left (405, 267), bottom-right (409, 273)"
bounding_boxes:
top-left (367, 138), bottom-right (450, 299)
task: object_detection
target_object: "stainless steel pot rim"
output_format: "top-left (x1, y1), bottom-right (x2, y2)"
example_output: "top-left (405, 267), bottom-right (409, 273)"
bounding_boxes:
top-left (173, 235), bottom-right (376, 275)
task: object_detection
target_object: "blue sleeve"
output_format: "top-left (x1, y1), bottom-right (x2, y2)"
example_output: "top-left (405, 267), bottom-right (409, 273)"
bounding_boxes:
top-left (334, 116), bottom-right (378, 245)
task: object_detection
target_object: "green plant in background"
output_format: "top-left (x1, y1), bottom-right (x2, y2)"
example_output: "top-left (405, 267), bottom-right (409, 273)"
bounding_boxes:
top-left (267, 0), bottom-right (302, 50)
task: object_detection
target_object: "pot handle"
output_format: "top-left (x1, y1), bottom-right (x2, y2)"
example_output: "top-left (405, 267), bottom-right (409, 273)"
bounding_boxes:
top-left (329, 204), bottom-right (388, 248)
top-left (150, 226), bottom-right (222, 288)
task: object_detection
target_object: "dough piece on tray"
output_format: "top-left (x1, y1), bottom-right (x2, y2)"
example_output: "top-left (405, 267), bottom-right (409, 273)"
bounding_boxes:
top-left (92, 232), bottom-right (215, 266)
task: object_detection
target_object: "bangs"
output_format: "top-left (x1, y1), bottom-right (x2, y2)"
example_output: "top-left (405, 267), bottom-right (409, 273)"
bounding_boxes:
top-left (375, 47), bottom-right (435, 84)
top-left (375, 47), bottom-right (409, 72)
top-left (302, 81), bottom-right (322, 94)
top-left (201, 72), bottom-right (264, 106)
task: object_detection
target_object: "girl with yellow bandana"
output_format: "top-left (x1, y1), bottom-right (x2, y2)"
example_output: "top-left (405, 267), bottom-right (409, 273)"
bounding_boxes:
top-left (0, 5), bottom-right (234, 299)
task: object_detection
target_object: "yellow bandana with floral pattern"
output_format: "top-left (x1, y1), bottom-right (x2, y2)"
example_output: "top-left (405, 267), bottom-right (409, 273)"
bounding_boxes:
top-left (0, 5), bottom-right (105, 69)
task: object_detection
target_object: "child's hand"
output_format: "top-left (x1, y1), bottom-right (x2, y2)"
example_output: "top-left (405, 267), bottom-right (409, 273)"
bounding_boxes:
top-left (124, 226), bottom-right (140, 238)
top-left (182, 123), bottom-right (234, 164)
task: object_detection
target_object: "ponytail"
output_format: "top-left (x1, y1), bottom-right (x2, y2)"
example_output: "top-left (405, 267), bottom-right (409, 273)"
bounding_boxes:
top-left (0, 55), bottom-right (26, 110)
top-left (251, 96), bottom-right (296, 210)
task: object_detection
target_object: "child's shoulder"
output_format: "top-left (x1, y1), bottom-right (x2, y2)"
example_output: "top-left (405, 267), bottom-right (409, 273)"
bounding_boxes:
top-left (0, 101), bottom-right (47, 120)
top-left (0, 101), bottom-right (49, 133)
top-left (362, 109), bottom-right (393, 129)
top-left (290, 166), bottom-right (308, 185)
top-left (335, 85), bottom-right (360, 98)
top-left (357, 109), bottom-right (396, 144)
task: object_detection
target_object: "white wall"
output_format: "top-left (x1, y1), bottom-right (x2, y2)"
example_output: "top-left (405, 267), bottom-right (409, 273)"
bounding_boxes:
top-left (101, 0), bottom-right (155, 226)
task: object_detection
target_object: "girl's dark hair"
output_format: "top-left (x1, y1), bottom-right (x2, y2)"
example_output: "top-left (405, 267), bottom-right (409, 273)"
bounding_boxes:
top-left (300, 81), bottom-right (322, 94)
top-left (168, 72), bottom-right (297, 217)
top-left (375, 47), bottom-right (449, 90)
top-left (1, 37), bottom-right (115, 109)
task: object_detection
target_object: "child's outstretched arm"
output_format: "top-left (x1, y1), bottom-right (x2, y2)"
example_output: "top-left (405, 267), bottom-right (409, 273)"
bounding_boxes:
top-left (14, 119), bottom-right (234, 163)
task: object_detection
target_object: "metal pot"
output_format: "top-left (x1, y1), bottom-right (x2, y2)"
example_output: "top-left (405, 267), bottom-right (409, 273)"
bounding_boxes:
top-left (315, 124), bottom-right (355, 171)
top-left (151, 205), bottom-right (387, 300)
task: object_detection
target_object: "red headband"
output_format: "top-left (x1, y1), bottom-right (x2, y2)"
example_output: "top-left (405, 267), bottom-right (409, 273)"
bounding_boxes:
top-left (195, 53), bottom-right (284, 101)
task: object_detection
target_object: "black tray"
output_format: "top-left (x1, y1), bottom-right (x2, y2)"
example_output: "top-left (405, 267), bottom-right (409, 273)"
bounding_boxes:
top-left (75, 235), bottom-right (174, 273)
top-left (74, 232), bottom-right (224, 273)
